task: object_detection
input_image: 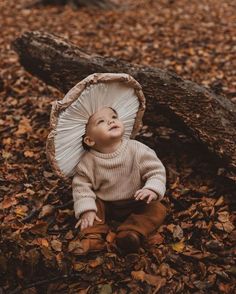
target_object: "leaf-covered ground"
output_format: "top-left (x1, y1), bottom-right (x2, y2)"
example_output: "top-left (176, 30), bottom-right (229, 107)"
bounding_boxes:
top-left (0, 0), bottom-right (235, 293)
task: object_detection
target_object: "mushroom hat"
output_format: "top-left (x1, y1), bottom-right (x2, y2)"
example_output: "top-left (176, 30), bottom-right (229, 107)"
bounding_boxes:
top-left (46, 73), bottom-right (146, 178)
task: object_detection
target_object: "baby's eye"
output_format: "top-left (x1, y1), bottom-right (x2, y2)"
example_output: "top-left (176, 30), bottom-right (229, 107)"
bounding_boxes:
top-left (97, 119), bottom-right (104, 125)
top-left (112, 115), bottom-right (118, 119)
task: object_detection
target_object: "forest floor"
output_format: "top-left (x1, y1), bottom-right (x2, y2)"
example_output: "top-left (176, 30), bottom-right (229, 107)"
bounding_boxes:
top-left (0, 0), bottom-right (235, 293)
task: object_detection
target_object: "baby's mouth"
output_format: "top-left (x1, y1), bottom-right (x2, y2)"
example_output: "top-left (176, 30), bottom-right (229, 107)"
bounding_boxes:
top-left (109, 125), bottom-right (119, 131)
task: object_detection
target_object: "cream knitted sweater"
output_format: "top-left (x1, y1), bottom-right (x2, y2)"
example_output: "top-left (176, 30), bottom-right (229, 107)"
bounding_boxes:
top-left (72, 139), bottom-right (166, 219)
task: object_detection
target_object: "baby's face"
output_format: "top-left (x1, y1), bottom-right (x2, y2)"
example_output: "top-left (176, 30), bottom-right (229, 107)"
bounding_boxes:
top-left (84, 107), bottom-right (125, 149)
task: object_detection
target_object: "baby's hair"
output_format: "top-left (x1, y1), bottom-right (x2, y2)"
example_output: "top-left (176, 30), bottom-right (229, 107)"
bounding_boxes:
top-left (82, 107), bottom-right (118, 151)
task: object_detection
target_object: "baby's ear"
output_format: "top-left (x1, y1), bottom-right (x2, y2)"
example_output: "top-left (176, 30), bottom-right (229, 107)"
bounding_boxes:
top-left (83, 136), bottom-right (95, 147)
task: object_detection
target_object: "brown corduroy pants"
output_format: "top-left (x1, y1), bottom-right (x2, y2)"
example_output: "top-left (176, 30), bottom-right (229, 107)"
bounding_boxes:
top-left (82, 198), bottom-right (167, 238)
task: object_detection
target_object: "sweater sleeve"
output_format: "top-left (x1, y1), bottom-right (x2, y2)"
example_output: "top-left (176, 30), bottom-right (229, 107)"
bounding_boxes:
top-left (137, 144), bottom-right (166, 200)
top-left (72, 168), bottom-right (97, 219)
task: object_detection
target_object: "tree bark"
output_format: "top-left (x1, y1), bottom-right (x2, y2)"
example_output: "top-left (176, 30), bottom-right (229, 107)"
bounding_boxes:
top-left (12, 31), bottom-right (236, 181)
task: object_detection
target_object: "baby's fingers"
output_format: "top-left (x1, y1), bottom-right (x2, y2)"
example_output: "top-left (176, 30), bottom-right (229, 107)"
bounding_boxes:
top-left (75, 220), bottom-right (81, 229)
top-left (80, 219), bottom-right (89, 231)
top-left (146, 194), bottom-right (154, 204)
top-left (134, 189), bottom-right (144, 200)
top-left (88, 217), bottom-right (94, 227)
top-left (95, 215), bottom-right (102, 222)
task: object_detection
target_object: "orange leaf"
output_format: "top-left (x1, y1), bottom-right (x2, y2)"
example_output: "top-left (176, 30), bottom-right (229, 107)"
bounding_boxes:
top-left (14, 205), bottom-right (29, 218)
top-left (89, 256), bottom-right (103, 268)
top-left (0, 197), bottom-right (18, 209)
top-left (24, 150), bottom-right (34, 158)
top-left (15, 116), bottom-right (32, 136)
top-left (171, 241), bottom-right (185, 252)
top-left (131, 270), bottom-right (166, 287)
top-left (106, 231), bottom-right (116, 243)
top-left (51, 240), bottom-right (62, 252)
top-left (30, 221), bottom-right (49, 235)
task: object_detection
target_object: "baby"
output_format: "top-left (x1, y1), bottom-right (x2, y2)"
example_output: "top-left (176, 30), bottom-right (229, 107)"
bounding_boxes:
top-left (72, 106), bottom-right (167, 255)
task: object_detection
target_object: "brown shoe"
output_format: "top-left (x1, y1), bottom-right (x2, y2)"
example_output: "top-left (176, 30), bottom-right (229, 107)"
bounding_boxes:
top-left (116, 230), bottom-right (141, 254)
top-left (74, 233), bottom-right (106, 255)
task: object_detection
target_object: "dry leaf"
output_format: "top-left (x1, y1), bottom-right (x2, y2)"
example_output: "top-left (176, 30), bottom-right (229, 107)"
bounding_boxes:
top-left (106, 231), bottom-right (116, 243)
top-left (29, 221), bottom-right (49, 235)
top-left (24, 150), bottom-right (34, 158)
top-left (173, 225), bottom-right (184, 240)
top-left (51, 240), bottom-right (62, 252)
top-left (15, 116), bottom-right (32, 136)
top-left (89, 256), bottom-right (103, 268)
top-left (0, 197), bottom-right (18, 209)
top-left (15, 205), bottom-right (28, 218)
top-left (131, 270), bottom-right (166, 287)
top-left (38, 204), bottom-right (55, 219)
top-left (171, 241), bottom-right (185, 252)
top-left (217, 211), bottom-right (229, 223)
top-left (73, 262), bottom-right (86, 272)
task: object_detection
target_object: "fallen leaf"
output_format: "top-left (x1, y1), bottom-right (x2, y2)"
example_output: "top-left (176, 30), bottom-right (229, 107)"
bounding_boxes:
top-left (173, 225), bottom-right (184, 240)
top-left (131, 270), bottom-right (166, 287)
top-left (15, 116), bottom-right (32, 136)
top-left (38, 204), bottom-right (55, 219)
top-left (51, 240), bottom-right (62, 252)
top-left (106, 231), bottom-right (116, 243)
top-left (2, 150), bottom-right (12, 159)
top-left (214, 196), bottom-right (224, 206)
top-left (15, 205), bottom-right (28, 218)
top-left (29, 221), bottom-right (49, 235)
top-left (171, 241), bottom-right (185, 252)
top-left (0, 197), bottom-right (18, 209)
top-left (89, 256), bottom-right (103, 268)
top-left (98, 284), bottom-right (112, 294)
top-left (73, 262), bottom-right (86, 272)
top-left (218, 211), bottom-right (229, 223)
top-left (24, 150), bottom-right (34, 158)
top-left (65, 230), bottom-right (74, 240)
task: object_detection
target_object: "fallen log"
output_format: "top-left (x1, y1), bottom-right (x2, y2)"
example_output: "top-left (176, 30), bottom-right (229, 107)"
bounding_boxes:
top-left (29, 0), bottom-right (117, 9)
top-left (12, 31), bottom-right (236, 181)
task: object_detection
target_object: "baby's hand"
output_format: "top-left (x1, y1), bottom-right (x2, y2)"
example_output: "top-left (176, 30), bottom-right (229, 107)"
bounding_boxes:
top-left (134, 188), bottom-right (157, 204)
top-left (75, 210), bottom-right (101, 231)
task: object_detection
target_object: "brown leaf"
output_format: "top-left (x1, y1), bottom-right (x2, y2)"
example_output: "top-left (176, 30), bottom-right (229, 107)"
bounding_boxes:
top-left (0, 197), bottom-right (18, 209)
top-left (89, 256), bottom-right (103, 268)
top-left (32, 238), bottom-right (49, 248)
top-left (214, 221), bottom-right (235, 233)
top-left (29, 221), bottom-right (49, 235)
top-left (218, 283), bottom-right (232, 293)
top-left (131, 270), bottom-right (166, 288)
top-left (51, 240), bottom-right (62, 252)
top-left (65, 230), bottom-right (74, 240)
top-left (171, 241), bottom-right (185, 252)
top-left (24, 150), bottom-right (35, 158)
top-left (218, 211), bottom-right (229, 223)
top-left (106, 231), bottom-right (116, 243)
top-left (173, 225), bottom-right (184, 240)
top-left (15, 116), bottom-right (32, 136)
top-left (158, 263), bottom-right (176, 279)
top-left (214, 196), bottom-right (224, 207)
top-left (73, 262), bottom-right (86, 272)
top-left (14, 205), bottom-right (29, 218)
top-left (38, 204), bottom-right (55, 219)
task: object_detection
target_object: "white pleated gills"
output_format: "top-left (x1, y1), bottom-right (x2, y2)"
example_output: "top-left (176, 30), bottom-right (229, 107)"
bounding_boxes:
top-left (54, 81), bottom-right (140, 177)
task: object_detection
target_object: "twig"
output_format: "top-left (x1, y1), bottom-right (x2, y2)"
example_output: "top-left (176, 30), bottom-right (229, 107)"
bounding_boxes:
top-left (8, 274), bottom-right (79, 294)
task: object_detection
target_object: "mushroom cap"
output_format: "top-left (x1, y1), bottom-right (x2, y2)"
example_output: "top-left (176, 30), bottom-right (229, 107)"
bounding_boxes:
top-left (46, 73), bottom-right (146, 178)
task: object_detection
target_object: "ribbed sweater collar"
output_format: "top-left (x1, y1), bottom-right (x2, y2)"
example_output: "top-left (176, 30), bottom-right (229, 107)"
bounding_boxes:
top-left (89, 139), bottom-right (129, 159)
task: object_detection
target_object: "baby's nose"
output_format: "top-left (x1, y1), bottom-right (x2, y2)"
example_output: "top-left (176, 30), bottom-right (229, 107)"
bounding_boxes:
top-left (108, 119), bottom-right (115, 124)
